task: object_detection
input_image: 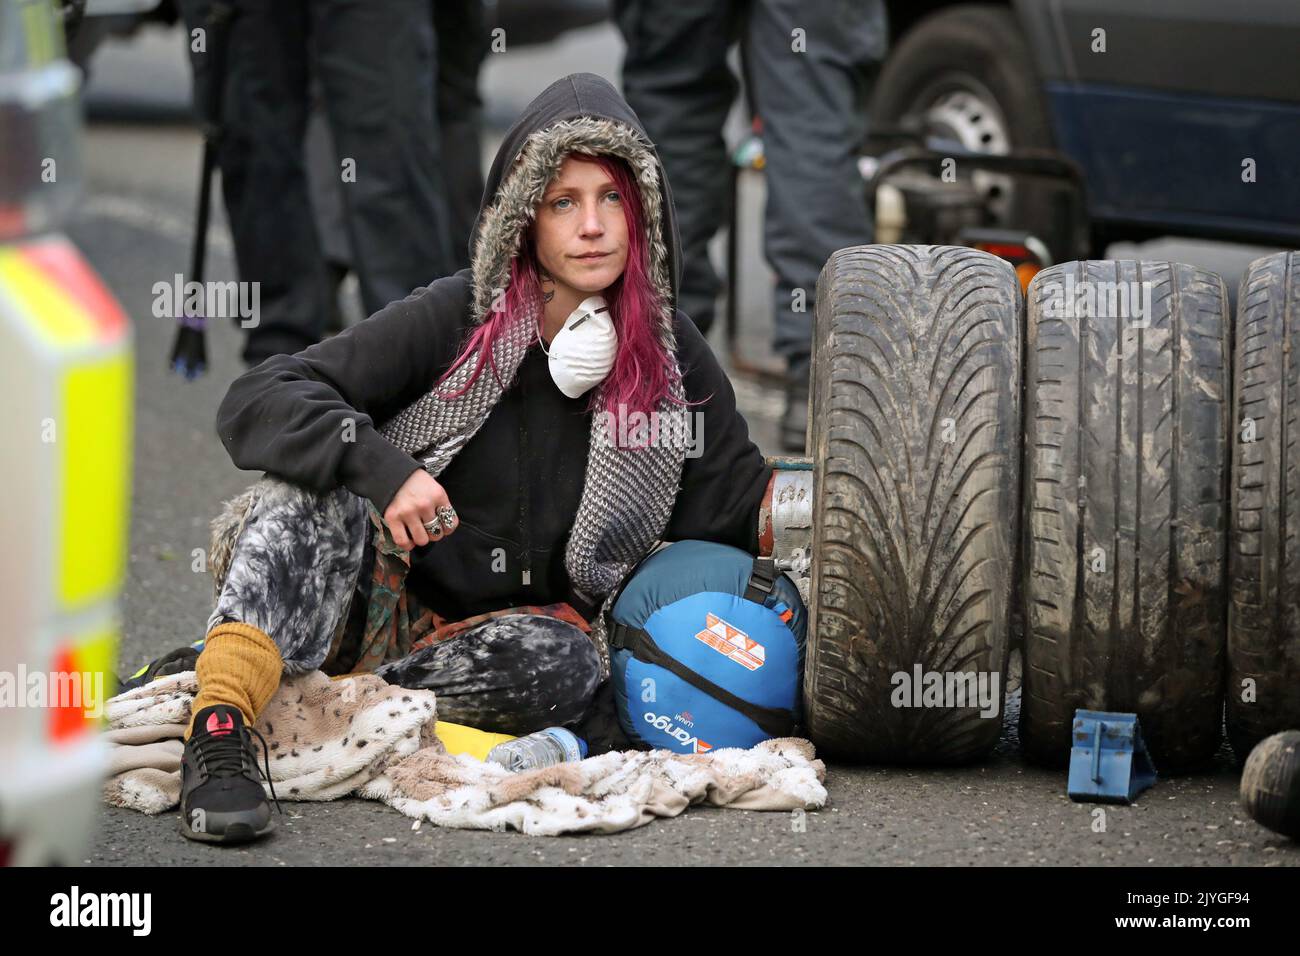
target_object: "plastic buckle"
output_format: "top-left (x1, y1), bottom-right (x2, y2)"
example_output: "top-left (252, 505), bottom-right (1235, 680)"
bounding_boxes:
top-left (745, 555), bottom-right (777, 603)
top-left (606, 620), bottom-right (633, 651)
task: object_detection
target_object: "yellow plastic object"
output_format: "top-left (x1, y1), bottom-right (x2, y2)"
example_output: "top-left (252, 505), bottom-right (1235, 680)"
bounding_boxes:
top-left (0, 230), bottom-right (131, 864)
top-left (60, 356), bottom-right (131, 606)
top-left (0, 234), bottom-right (131, 740)
top-left (434, 721), bottom-right (515, 761)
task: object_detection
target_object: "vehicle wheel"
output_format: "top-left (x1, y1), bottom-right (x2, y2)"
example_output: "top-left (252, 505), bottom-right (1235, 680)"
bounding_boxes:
top-left (1020, 260), bottom-right (1230, 771)
top-left (1239, 731), bottom-right (1300, 840)
top-left (1228, 251), bottom-right (1300, 759)
top-left (805, 245), bottom-right (1021, 763)
top-left (870, 5), bottom-right (1069, 262)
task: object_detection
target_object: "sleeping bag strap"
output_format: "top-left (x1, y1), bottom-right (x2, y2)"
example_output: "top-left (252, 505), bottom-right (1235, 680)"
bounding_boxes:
top-left (743, 555), bottom-right (778, 605)
top-left (605, 621), bottom-right (795, 738)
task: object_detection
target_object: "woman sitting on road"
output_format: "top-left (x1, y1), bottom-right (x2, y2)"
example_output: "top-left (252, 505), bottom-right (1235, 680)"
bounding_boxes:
top-left (178, 73), bottom-right (776, 844)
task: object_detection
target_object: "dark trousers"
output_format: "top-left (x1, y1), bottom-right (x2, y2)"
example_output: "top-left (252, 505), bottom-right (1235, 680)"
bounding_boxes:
top-left (307, 0), bottom-right (488, 276)
top-left (614, 0), bottom-right (888, 364)
top-left (178, 0), bottom-right (455, 364)
top-left (430, 0), bottom-right (490, 272)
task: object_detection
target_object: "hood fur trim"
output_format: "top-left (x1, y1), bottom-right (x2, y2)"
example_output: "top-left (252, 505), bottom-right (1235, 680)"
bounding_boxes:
top-left (469, 115), bottom-right (677, 354)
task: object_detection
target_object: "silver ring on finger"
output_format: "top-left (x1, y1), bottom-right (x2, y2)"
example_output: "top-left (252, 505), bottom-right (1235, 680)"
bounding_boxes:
top-left (436, 505), bottom-right (457, 529)
top-left (422, 518), bottom-right (443, 537)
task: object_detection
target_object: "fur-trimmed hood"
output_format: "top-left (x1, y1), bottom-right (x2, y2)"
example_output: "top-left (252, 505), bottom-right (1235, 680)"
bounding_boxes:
top-left (466, 73), bottom-right (683, 353)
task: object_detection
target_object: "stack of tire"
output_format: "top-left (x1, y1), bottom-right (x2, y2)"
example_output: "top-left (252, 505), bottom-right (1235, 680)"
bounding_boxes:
top-left (803, 244), bottom-right (1300, 772)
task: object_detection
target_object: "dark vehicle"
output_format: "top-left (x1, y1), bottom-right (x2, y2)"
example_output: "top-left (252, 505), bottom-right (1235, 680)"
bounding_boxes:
top-left (727, 1), bottom-right (1300, 377)
top-left (868, 0), bottom-right (1300, 257)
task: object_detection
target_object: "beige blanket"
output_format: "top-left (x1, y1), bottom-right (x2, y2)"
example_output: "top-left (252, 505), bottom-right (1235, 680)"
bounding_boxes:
top-left (102, 671), bottom-right (828, 836)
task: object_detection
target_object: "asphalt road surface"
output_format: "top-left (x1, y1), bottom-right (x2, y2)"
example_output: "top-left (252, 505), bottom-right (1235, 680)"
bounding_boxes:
top-left (75, 22), bottom-right (1296, 866)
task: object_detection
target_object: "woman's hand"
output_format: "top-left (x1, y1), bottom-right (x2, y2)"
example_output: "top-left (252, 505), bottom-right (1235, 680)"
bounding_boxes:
top-left (384, 469), bottom-right (460, 551)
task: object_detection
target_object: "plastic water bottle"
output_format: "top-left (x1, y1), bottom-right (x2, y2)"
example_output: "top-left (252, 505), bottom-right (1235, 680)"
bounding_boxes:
top-left (487, 727), bottom-right (588, 771)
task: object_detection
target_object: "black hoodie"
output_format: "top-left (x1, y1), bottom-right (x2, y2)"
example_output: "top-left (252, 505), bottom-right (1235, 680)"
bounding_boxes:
top-left (215, 74), bottom-right (772, 623)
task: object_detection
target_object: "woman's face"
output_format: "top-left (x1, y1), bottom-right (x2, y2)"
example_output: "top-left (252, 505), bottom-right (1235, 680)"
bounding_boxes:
top-left (533, 155), bottom-right (629, 299)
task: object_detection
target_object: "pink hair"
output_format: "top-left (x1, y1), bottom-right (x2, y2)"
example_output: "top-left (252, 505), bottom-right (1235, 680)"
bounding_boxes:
top-left (433, 152), bottom-right (707, 445)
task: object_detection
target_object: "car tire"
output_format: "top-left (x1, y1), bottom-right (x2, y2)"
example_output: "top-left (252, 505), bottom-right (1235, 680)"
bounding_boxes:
top-left (1020, 260), bottom-right (1230, 771)
top-left (870, 5), bottom-right (1069, 262)
top-left (805, 245), bottom-right (1021, 763)
top-left (1228, 251), bottom-right (1300, 760)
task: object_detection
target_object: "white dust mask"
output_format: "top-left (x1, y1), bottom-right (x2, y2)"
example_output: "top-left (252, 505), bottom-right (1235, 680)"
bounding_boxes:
top-left (543, 295), bottom-right (618, 398)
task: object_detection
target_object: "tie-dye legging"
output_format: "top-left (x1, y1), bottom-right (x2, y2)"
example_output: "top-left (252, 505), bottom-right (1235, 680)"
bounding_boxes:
top-left (206, 478), bottom-right (602, 736)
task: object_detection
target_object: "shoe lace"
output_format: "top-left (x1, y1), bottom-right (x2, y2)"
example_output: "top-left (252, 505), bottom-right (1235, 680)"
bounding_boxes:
top-left (194, 724), bottom-right (284, 815)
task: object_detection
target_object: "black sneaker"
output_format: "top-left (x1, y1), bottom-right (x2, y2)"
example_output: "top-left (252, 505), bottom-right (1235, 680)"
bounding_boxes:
top-left (180, 704), bottom-right (280, 844)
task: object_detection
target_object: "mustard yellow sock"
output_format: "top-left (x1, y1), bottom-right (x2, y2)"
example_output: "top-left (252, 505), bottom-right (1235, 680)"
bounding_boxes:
top-left (186, 622), bottom-right (284, 739)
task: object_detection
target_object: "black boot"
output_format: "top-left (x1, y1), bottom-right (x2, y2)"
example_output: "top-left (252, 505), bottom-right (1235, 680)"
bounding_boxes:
top-left (180, 704), bottom-right (279, 844)
top-left (780, 354), bottom-right (810, 454)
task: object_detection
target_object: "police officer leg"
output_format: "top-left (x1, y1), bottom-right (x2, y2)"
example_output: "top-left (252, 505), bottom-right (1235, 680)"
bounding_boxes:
top-left (614, 0), bottom-right (744, 336)
top-left (312, 0), bottom-right (453, 313)
top-left (177, 0), bottom-right (330, 365)
top-left (743, 0), bottom-right (887, 449)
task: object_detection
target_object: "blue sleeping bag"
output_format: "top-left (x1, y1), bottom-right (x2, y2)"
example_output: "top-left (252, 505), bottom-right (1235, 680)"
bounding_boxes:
top-left (607, 540), bottom-right (807, 754)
